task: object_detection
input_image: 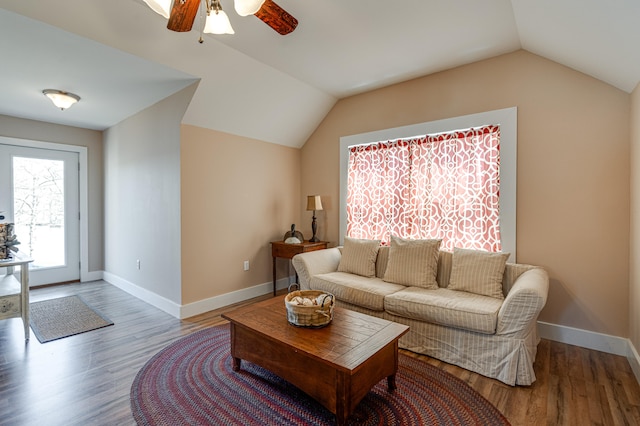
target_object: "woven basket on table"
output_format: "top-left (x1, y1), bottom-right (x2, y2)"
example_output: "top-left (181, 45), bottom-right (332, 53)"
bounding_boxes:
top-left (284, 289), bottom-right (334, 328)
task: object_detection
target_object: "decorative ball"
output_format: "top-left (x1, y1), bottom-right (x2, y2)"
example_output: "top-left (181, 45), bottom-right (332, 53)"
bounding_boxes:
top-left (316, 294), bottom-right (331, 306)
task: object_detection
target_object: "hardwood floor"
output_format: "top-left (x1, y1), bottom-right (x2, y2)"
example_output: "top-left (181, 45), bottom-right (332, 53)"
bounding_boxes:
top-left (0, 281), bottom-right (638, 425)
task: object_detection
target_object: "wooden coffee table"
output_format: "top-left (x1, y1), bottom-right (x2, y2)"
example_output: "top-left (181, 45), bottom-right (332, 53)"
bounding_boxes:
top-left (221, 297), bottom-right (409, 425)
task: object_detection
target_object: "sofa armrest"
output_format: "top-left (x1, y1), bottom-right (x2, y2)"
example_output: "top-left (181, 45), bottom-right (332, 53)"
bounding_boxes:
top-left (292, 247), bottom-right (342, 290)
top-left (496, 268), bottom-right (549, 336)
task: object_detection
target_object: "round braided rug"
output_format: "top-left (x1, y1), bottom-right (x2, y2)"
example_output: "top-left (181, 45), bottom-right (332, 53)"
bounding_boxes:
top-left (131, 324), bottom-right (510, 425)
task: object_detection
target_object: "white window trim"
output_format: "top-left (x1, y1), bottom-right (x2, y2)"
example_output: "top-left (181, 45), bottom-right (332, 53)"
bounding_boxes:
top-left (339, 107), bottom-right (517, 261)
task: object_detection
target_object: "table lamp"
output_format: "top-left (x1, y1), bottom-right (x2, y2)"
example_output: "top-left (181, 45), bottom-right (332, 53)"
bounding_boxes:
top-left (306, 195), bottom-right (323, 242)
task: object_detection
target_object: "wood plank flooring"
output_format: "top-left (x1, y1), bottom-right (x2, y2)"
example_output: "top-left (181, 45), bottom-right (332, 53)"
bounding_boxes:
top-left (0, 281), bottom-right (638, 425)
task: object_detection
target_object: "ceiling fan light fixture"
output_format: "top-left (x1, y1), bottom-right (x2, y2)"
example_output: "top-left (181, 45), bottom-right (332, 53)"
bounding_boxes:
top-left (43, 89), bottom-right (81, 110)
top-left (142, 0), bottom-right (172, 19)
top-left (234, 0), bottom-right (265, 16)
top-left (204, 0), bottom-right (235, 34)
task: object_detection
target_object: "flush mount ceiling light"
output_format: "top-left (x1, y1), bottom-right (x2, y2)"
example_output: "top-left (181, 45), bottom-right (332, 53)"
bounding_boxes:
top-left (42, 89), bottom-right (81, 110)
top-left (141, 0), bottom-right (297, 39)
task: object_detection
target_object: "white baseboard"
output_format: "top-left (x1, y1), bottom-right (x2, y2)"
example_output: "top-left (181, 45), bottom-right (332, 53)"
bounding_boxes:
top-left (538, 321), bottom-right (640, 384)
top-left (81, 270), bottom-right (103, 282)
top-left (103, 272), bottom-right (294, 319)
top-left (103, 271), bottom-right (182, 318)
top-left (538, 321), bottom-right (629, 356)
top-left (96, 273), bottom-right (640, 383)
top-left (180, 277), bottom-right (291, 319)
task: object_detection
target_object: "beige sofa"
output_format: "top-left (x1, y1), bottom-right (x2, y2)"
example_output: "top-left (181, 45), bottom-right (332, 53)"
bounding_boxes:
top-left (292, 239), bottom-right (549, 386)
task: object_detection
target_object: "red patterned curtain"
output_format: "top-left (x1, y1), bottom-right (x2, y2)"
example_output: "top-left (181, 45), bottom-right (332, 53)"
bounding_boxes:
top-left (346, 125), bottom-right (501, 252)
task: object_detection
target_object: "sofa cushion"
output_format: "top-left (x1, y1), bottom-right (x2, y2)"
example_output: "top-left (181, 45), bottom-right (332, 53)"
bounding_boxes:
top-left (384, 287), bottom-right (503, 334)
top-left (448, 248), bottom-right (510, 299)
top-left (310, 272), bottom-right (405, 312)
top-left (337, 237), bottom-right (381, 277)
top-left (383, 236), bottom-right (441, 289)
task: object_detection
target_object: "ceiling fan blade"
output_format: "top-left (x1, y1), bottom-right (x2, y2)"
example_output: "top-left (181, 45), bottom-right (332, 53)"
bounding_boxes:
top-left (254, 0), bottom-right (298, 35)
top-left (167, 0), bottom-right (201, 32)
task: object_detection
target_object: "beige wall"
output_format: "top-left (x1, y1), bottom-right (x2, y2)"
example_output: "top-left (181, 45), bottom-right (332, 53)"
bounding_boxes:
top-left (631, 84), bottom-right (640, 351)
top-left (181, 125), bottom-right (301, 304)
top-left (300, 50), bottom-right (631, 337)
top-left (0, 114), bottom-right (104, 272)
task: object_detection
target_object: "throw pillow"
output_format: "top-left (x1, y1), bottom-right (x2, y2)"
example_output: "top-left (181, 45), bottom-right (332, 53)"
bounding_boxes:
top-left (436, 250), bottom-right (453, 288)
top-left (337, 237), bottom-right (381, 277)
top-left (383, 236), bottom-right (442, 289)
top-left (375, 246), bottom-right (390, 278)
top-left (448, 248), bottom-right (510, 299)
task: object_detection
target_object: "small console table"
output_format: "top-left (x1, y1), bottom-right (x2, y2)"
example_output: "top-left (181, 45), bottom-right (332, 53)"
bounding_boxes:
top-left (0, 254), bottom-right (34, 342)
top-left (271, 240), bottom-right (328, 296)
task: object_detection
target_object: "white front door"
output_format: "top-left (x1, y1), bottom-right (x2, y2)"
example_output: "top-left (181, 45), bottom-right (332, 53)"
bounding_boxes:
top-left (0, 144), bottom-right (80, 286)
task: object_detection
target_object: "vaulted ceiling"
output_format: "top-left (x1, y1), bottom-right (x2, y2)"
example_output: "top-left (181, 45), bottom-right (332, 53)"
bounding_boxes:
top-left (0, 0), bottom-right (638, 148)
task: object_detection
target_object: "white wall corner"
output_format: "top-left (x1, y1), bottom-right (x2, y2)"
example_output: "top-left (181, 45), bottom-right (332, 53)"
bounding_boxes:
top-left (103, 271), bottom-right (181, 318)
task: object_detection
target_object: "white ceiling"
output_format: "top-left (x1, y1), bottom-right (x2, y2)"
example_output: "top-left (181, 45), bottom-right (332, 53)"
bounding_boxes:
top-left (0, 0), bottom-right (639, 148)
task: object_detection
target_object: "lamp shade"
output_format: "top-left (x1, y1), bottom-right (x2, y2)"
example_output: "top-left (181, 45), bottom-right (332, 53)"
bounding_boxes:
top-left (204, 9), bottom-right (235, 34)
top-left (234, 0), bottom-right (265, 16)
top-left (43, 89), bottom-right (80, 110)
top-left (142, 0), bottom-right (172, 19)
top-left (306, 195), bottom-right (323, 211)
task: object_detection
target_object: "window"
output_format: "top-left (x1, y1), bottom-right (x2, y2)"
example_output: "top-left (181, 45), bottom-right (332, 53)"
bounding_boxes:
top-left (347, 125), bottom-right (501, 252)
top-left (340, 108), bottom-right (517, 260)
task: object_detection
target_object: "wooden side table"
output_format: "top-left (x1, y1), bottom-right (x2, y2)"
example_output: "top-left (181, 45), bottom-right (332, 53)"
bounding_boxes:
top-left (0, 253), bottom-right (34, 342)
top-left (271, 240), bottom-right (328, 296)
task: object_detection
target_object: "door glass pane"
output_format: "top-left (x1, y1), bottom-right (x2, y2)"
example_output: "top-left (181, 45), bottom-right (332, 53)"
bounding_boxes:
top-left (13, 156), bottom-right (65, 269)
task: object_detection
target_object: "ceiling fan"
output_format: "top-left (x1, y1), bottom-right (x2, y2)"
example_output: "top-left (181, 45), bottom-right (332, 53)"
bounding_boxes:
top-left (142, 0), bottom-right (298, 38)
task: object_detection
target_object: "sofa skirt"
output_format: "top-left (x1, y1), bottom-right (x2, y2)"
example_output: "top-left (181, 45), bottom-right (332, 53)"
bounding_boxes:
top-left (334, 299), bottom-right (539, 386)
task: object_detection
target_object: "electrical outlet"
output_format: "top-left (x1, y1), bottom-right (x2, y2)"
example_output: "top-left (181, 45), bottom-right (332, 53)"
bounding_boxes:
top-left (137, 259), bottom-right (141, 270)
top-left (243, 260), bottom-right (249, 271)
